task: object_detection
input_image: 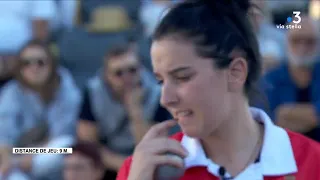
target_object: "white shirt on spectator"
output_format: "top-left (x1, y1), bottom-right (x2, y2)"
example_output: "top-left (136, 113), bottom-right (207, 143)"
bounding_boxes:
top-left (0, 0), bottom-right (57, 54)
top-left (53, 0), bottom-right (77, 31)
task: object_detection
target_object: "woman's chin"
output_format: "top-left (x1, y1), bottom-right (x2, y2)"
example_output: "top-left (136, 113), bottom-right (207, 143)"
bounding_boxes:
top-left (181, 127), bottom-right (202, 138)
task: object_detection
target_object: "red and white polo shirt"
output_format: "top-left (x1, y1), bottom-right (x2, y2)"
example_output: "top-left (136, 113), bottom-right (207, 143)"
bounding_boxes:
top-left (117, 108), bottom-right (320, 180)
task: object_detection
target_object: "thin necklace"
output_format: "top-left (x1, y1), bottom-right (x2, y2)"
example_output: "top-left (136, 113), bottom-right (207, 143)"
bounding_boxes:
top-left (230, 124), bottom-right (264, 178)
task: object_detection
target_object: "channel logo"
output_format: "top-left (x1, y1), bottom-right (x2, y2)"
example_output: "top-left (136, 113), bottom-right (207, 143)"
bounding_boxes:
top-left (276, 11), bottom-right (302, 30)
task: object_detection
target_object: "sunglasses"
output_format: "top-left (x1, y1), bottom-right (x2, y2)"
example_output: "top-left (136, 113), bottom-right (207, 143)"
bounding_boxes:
top-left (112, 66), bottom-right (138, 77)
top-left (20, 58), bottom-right (47, 67)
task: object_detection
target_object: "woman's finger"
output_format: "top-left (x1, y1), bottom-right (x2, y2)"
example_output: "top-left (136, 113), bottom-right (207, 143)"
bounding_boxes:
top-left (154, 154), bottom-right (185, 169)
top-left (142, 120), bottom-right (177, 140)
top-left (142, 138), bottom-right (188, 158)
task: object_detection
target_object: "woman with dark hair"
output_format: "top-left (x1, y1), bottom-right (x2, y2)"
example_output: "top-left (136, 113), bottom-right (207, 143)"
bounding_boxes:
top-left (0, 40), bottom-right (81, 180)
top-left (64, 141), bottom-right (104, 180)
top-left (117, 0), bottom-right (320, 180)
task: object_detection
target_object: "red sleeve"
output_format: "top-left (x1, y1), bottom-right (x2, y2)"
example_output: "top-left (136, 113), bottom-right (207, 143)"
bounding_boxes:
top-left (116, 157), bottom-right (133, 180)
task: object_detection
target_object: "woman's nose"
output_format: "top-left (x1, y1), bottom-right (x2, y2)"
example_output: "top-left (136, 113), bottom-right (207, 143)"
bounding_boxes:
top-left (160, 83), bottom-right (179, 108)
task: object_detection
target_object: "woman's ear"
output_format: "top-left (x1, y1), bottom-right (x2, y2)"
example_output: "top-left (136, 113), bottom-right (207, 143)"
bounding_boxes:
top-left (227, 57), bottom-right (248, 93)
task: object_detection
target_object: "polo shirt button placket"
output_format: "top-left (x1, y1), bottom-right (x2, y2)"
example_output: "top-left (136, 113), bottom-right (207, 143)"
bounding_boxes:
top-left (234, 163), bottom-right (263, 180)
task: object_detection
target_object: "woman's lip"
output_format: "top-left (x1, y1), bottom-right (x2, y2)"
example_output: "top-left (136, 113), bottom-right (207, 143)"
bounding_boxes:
top-left (175, 110), bottom-right (192, 118)
top-left (174, 112), bottom-right (194, 124)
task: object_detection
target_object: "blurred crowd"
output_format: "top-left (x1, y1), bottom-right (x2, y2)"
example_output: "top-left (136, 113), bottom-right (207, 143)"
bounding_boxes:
top-left (0, 0), bottom-right (319, 180)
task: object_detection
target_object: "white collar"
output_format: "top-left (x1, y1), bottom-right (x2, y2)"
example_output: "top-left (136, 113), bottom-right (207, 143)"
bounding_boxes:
top-left (181, 107), bottom-right (298, 177)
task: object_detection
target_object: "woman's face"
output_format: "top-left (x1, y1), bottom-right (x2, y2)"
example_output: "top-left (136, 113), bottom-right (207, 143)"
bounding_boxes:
top-left (104, 51), bottom-right (141, 95)
top-left (20, 46), bottom-right (52, 86)
top-left (151, 39), bottom-right (234, 138)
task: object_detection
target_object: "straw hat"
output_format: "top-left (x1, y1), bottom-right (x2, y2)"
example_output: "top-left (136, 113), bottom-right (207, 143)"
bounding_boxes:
top-left (86, 6), bottom-right (132, 33)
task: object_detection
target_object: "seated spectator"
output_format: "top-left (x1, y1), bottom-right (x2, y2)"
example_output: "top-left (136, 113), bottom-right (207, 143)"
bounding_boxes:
top-left (77, 43), bottom-right (171, 180)
top-left (137, 0), bottom-right (173, 72)
top-left (58, 6), bottom-right (134, 89)
top-left (263, 15), bottom-right (320, 142)
top-left (51, 0), bottom-right (77, 42)
top-left (0, 0), bottom-right (57, 53)
top-left (310, 0), bottom-right (320, 22)
top-left (64, 141), bottom-right (104, 180)
top-left (0, 40), bottom-right (81, 180)
top-left (249, 0), bottom-right (286, 73)
top-left (139, 0), bottom-right (171, 38)
top-left (0, 1), bottom-right (57, 90)
top-left (74, 0), bottom-right (140, 27)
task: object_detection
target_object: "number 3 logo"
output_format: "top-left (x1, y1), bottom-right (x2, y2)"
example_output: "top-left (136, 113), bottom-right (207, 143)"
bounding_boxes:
top-left (292, 11), bottom-right (301, 24)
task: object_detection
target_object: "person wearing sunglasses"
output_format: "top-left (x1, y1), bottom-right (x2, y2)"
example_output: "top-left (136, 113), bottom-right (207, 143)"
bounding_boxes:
top-left (0, 40), bottom-right (81, 180)
top-left (77, 42), bottom-right (172, 180)
top-left (263, 15), bottom-right (320, 142)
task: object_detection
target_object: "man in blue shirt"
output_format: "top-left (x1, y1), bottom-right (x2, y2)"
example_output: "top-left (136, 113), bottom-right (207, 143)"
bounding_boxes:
top-left (263, 15), bottom-right (320, 142)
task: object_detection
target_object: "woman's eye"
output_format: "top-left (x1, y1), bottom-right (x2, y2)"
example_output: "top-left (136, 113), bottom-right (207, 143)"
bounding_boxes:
top-left (176, 76), bottom-right (191, 82)
top-left (157, 80), bottom-right (163, 85)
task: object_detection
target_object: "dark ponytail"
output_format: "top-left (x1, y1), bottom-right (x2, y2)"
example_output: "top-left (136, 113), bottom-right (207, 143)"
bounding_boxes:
top-left (153, 0), bottom-right (262, 97)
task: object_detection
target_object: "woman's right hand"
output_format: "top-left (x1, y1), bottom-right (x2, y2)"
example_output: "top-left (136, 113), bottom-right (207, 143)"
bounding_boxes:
top-left (128, 120), bottom-right (188, 180)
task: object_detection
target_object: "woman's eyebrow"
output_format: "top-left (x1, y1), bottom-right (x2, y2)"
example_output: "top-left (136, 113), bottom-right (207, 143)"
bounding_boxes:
top-left (168, 66), bottom-right (192, 75)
